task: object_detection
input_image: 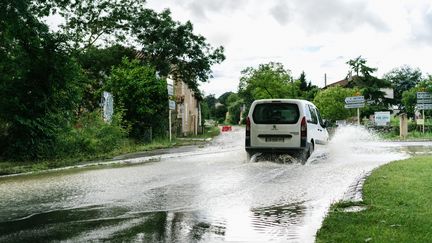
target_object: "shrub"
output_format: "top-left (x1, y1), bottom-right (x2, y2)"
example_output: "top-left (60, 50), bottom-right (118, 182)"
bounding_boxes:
top-left (54, 111), bottom-right (127, 158)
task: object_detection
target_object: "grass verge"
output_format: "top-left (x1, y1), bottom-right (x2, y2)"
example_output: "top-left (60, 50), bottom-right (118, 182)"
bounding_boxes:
top-left (316, 156), bottom-right (432, 243)
top-left (0, 126), bottom-right (220, 176)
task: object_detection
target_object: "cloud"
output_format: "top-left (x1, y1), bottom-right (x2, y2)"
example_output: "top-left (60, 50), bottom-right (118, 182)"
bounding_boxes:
top-left (411, 8), bottom-right (432, 45)
top-left (269, 0), bottom-right (389, 32)
top-left (182, 0), bottom-right (249, 20)
top-left (270, 1), bottom-right (291, 25)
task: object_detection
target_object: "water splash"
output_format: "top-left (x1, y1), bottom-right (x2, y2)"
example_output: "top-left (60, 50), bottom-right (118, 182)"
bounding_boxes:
top-left (319, 125), bottom-right (408, 164)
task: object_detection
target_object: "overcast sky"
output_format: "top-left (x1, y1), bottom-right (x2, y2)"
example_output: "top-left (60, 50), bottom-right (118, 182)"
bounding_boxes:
top-left (148, 0), bottom-right (432, 97)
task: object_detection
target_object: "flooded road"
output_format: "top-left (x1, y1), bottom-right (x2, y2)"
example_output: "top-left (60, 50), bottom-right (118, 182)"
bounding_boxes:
top-left (0, 126), bottom-right (430, 242)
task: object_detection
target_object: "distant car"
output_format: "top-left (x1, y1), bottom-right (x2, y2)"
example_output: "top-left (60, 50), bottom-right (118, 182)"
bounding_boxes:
top-left (245, 99), bottom-right (329, 161)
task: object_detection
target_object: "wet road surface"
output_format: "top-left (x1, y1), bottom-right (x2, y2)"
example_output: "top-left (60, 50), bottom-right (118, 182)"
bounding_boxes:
top-left (0, 126), bottom-right (431, 242)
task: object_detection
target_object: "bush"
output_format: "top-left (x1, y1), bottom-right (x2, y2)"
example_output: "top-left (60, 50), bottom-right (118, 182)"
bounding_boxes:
top-left (54, 111), bottom-right (127, 158)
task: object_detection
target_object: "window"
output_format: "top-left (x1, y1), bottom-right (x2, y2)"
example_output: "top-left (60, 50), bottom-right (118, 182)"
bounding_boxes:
top-left (316, 109), bottom-right (325, 127)
top-left (308, 105), bottom-right (318, 124)
top-left (253, 103), bottom-right (300, 124)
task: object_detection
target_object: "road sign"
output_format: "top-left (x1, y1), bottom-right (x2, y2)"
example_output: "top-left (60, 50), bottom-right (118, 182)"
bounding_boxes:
top-left (344, 103), bottom-right (365, 109)
top-left (345, 96), bottom-right (365, 104)
top-left (417, 99), bottom-right (432, 104)
top-left (416, 103), bottom-right (432, 110)
top-left (168, 100), bottom-right (176, 110)
top-left (374, 111), bottom-right (390, 126)
top-left (167, 84), bottom-right (174, 96)
top-left (417, 92), bottom-right (432, 99)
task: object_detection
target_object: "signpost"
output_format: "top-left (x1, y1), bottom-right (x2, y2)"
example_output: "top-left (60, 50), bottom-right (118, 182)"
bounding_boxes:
top-left (416, 92), bottom-right (432, 133)
top-left (167, 79), bottom-right (175, 141)
top-left (345, 95), bottom-right (365, 125)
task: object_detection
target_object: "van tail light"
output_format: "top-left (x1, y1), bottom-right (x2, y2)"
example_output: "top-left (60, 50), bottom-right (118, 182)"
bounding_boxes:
top-left (300, 116), bottom-right (307, 138)
top-left (300, 116), bottom-right (307, 147)
top-left (246, 116), bottom-right (251, 132)
top-left (245, 116), bottom-right (251, 147)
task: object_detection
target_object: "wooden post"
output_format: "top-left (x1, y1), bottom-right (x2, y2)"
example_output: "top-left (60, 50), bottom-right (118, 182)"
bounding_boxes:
top-left (423, 109), bottom-right (425, 134)
top-left (357, 108), bottom-right (360, 125)
top-left (169, 109), bottom-right (172, 141)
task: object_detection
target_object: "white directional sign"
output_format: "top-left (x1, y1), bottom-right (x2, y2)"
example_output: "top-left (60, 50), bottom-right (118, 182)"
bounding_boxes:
top-left (345, 103), bottom-right (365, 109)
top-left (416, 92), bottom-right (432, 107)
top-left (416, 103), bottom-right (432, 110)
top-left (417, 92), bottom-right (432, 99)
top-left (167, 84), bottom-right (174, 96)
top-left (345, 96), bottom-right (365, 104)
top-left (374, 111), bottom-right (390, 126)
top-left (168, 100), bottom-right (176, 110)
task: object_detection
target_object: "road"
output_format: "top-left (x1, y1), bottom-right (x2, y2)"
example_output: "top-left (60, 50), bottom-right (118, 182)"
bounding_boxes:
top-left (0, 126), bottom-right (430, 242)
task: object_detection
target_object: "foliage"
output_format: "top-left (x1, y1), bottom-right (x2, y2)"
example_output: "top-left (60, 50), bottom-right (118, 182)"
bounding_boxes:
top-left (105, 58), bottom-right (168, 140)
top-left (401, 87), bottom-right (419, 119)
top-left (77, 45), bottom-right (136, 111)
top-left (383, 65), bottom-right (422, 111)
top-left (238, 62), bottom-right (296, 108)
top-left (295, 71), bottom-right (319, 101)
top-left (214, 105), bottom-right (228, 124)
top-left (313, 86), bottom-right (357, 121)
top-left (226, 93), bottom-right (244, 125)
top-left (131, 9), bottom-right (225, 95)
top-left (202, 94), bottom-right (217, 119)
top-left (0, 1), bottom-right (83, 160)
top-left (55, 110), bottom-right (127, 157)
top-left (34, 0), bottom-right (147, 50)
top-left (346, 56), bottom-right (392, 117)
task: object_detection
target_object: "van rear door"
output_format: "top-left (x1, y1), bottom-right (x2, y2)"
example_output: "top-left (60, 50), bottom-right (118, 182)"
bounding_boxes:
top-left (250, 102), bottom-right (301, 148)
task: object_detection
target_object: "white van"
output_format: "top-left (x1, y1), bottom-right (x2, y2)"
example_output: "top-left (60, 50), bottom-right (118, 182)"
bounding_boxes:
top-left (245, 99), bottom-right (329, 161)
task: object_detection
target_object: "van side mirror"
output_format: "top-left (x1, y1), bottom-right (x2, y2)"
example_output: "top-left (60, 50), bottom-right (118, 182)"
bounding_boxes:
top-left (322, 119), bottom-right (329, 128)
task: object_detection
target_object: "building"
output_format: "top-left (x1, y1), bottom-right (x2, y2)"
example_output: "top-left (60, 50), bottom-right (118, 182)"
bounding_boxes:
top-left (173, 79), bottom-right (201, 136)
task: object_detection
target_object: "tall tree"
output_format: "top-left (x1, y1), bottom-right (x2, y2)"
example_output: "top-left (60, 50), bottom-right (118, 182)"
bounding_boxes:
top-left (238, 62), bottom-right (296, 108)
top-left (383, 65), bottom-right (422, 110)
top-left (299, 71), bottom-right (308, 91)
top-left (77, 45), bottom-right (136, 111)
top-left (346, 56), bottom-right (391, 116)
top-left (131, 9), bottom-right (225, 95)
top-left (104, 58), bottom-right (168, 140)
top-left (313, 86), bottom-right (357, 121)
top-left (0, 0), bottom-right (83, 159)
top-left (34, 0), bottom-right (147, 50)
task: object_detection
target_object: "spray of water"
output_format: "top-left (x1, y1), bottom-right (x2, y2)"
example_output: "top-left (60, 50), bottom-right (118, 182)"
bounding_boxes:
top-left (311, 125), bottom-right (408, 164)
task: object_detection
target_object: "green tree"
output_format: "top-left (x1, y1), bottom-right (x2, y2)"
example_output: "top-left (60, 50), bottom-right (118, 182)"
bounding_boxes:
top-left (203, 94), bottom-right (217, 119)
top-left (401, 76), bottom-right (432, 119)
top-left (226, 93), bottom-right (243, 125)
top-left (132, 9), bottom-right (225, 95)
top-left (35, 0), bottom-right (147, 50)
top-left (238, 62), bottom-right (295, 108)
top-left (218, 92), bottom-right (234, 106)
top-left (299, 71), bottom-right (308, 91)
top-left (383, 65), bottom-right (422, 110)
top-left (77, 45), bottom-right (136, 111)
top-left (401, 88), bottom-right (419, 119)
top-left (346, 56), bottom-right (392, 117)
top-left (295, 71), bottom-right (319, 101)
top-left (313, 86), bottom-right (357, 121)
top-left (105, 58), bottom-right (168, 140)
top-left (0, 0), bottom-right (83, 159)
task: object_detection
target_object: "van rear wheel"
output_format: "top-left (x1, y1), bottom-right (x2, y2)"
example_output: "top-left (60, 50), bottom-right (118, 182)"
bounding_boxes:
top-left (299, 143), bottom-right (314, 163)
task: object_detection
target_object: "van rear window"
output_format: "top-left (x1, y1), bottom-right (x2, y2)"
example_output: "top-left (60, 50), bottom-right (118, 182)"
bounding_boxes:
top-left (252, 103), bottom-right (300, 124)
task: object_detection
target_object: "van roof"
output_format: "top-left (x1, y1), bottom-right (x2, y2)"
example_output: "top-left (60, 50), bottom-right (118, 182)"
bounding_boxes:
top-left (251, 99), bottom-right (314, 106)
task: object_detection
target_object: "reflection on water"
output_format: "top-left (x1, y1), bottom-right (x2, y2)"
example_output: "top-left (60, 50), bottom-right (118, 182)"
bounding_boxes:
top-left (0, 202), bottom-right (307, 242)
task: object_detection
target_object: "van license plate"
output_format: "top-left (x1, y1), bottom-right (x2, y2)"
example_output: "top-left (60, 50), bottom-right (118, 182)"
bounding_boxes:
top-left (265, 137), bottom-right (284, 142)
